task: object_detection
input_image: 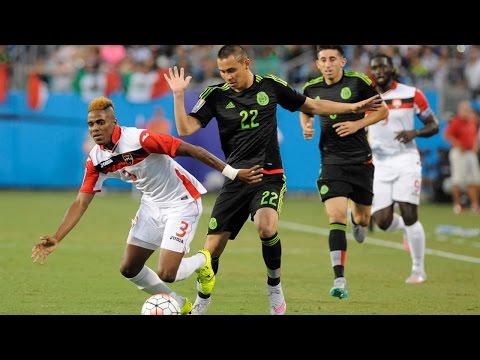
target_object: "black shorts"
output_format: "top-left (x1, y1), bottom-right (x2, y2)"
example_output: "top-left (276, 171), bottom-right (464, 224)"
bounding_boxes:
top-left (207, 174), bottom-right (287, 240)
top-left (317, 163), bottom-right (374, 205)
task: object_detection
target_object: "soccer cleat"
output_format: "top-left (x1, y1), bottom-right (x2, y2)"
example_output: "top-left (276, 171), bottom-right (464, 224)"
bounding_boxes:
top-left (348, 208), bottom-right (365, 243)
top-left (405, 271), bottom-right (427, 284)
top-left (191, 296), bottom-right (211, 315)
top-left (195, 249), bottom-right (216, 295)
top-left (267, 283), bottom-right (286, 315)
top-left (330, 277), bottom-right (349, 299)
top-left (180, 297), bottom-right (193, 315)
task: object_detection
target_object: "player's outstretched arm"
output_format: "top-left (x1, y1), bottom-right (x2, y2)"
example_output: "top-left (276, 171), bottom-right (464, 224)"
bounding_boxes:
top-left (32, 192), bottom-right (95, 265)
top-left (301, 94), bottom-right (383, 115)
top-left (176, 142), bottom-right (263, 184)
top-left (164, 66), bottom-right (202, 136)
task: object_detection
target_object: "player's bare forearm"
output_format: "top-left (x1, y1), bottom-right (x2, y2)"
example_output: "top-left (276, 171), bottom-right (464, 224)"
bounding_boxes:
top-left (32, 193), bottom-right (93, 265)
top-left (172, 96), bottom-right (200, 136)
top-left (178, 143), bottom-right (263, 183)
top-left (301, 94), bottom-right (383, 116)
top-left (53, 193), bottom-right (94, 242)
top-left (416, 115), bottom-right (440, 138)
top-left (299, 112), bottom-right (315, 140)
top-left (395, 115), bottom-right (439, 143)
top-left (165, 66), bottom-right (200, 136)
top-left (356, 103), bottom-right (389, 128)
top-left (333, 104), bottom-right (388, 137)
top-left (178, 143), bottom-right (226, 172)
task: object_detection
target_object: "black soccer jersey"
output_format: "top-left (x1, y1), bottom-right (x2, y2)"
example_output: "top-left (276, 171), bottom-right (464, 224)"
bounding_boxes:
top-left (189, 74), bottom-right (306, 171)
top-left (303, 70), bottom-right (379, 165)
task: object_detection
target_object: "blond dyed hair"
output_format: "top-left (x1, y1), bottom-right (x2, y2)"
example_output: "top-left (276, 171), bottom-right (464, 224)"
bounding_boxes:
top-left (88, 96), bottom-right (115, 113)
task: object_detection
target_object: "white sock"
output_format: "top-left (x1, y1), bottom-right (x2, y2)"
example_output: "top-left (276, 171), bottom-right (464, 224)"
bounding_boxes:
top-left (127, 265), bottom-right (173, 295)
top-left (386, 213), bottom-right (405, 232)
top-left (128, 266), bottom-right (186, 306)
top-left (194, 294), bottom-right (212, 305)
top-left (404, 221), bottom-right (426, 273)
top-left (175, 252), bottom-right (206, 281)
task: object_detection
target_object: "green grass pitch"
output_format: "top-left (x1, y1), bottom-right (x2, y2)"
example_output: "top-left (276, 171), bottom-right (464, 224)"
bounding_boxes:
top-left (1, 190), bottom-right (478, 315)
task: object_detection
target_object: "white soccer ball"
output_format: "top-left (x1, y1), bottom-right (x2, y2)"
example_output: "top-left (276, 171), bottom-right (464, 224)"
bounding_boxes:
top-left (141, 293), bottom-right (181, 315)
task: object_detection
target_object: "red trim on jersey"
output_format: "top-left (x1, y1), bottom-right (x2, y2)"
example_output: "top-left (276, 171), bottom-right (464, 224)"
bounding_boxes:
top-left (413, 88), bottom-right (429, 112)
top-left (106, 154), bottom-right (149, 173)
top-left (175, 168), bottom-right (201, 199)
top-left (261, 169), bottom-right (284, 175)
top-left (80, 158), bottom-right (101, 193)
top-left (386, 102), bottom-right (414, 110)
top-left (140, 130), bottom-right (181, 157)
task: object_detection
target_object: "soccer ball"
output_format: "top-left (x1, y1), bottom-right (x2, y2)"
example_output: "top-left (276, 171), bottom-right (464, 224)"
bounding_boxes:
top-left (141, 293), bottom-right (181, 315)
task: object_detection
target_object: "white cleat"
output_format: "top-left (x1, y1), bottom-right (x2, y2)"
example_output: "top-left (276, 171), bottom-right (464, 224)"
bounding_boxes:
top-left (348, 208), bottom-right (365, 243)
top-left (267, 283), bottom-right (286, 315)
top-left (191, 296), bottom-right (211, 315)
top-left (405, 271), bottom-right (427, 284)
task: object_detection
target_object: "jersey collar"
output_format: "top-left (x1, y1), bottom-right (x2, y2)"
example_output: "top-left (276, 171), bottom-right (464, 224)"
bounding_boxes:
top-left (100, 125), bottom-right (121, 151)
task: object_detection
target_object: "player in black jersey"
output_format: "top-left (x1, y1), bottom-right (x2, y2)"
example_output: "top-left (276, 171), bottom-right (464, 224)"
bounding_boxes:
top-left (165, 45), bottom-right (382, 314)
top-left (300, 45), bottom-right (389, 299)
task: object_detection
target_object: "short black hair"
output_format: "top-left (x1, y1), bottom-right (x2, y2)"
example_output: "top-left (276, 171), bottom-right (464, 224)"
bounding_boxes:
top-left (370, 53), bottom-right (394, 67)
top-left (218, 45), bottom-right (248, 62)
top-left (369, 53), bottom-right (399, 81)
top-left (317, 45), bottom-right (345, 57)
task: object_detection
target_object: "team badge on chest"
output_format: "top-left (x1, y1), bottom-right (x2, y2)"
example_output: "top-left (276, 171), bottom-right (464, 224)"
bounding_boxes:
top-left (122, 153), bottom-right (134, 165)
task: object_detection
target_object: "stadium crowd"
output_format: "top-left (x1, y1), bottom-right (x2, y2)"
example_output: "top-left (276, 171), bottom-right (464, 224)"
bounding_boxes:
top-left (1, 44), bottom-right (479, 213)
top-left (1, 45), bottom-right (479, 98)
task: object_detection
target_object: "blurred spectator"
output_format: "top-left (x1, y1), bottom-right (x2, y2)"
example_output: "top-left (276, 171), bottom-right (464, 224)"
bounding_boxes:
top-left (124, 59), bottom-right (160, 103)
top-left (464, 46), bottom-right (480, 101)
top-left (27, 58), bottom-right (49, 110)
top-left (44, 45), bottom-right (79, 92)
top-left (0, 45), bottom-right (10, 103)
top-left (73, 55), bottom-right (107, 102)
top-left (137, 107), bottom-right (172, 134)
top-left (100, 45), bottom-right (127, 68)
top-left (443, 100), bottom-right (480, 213)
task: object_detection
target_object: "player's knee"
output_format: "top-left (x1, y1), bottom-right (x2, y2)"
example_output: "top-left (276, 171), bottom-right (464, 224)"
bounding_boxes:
top-left (372, 212), bottom-right (390, 230)
top-left (355, 213), bottom-right (370, 227)
top-left (402, 213), bottom-right (417, 226)
top-left (157, 268), bottom-right (176, 283)
top-left (257, 225), bottom-right (277, 239)
top-left (120, 263), bottom-right (143, 279)
top-left (375, 219), bottom-right (390, 231)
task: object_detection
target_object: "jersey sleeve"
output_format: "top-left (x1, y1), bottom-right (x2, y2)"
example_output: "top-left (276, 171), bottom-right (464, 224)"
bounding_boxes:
top-left (139, 130), bottom-right (182, 157)
top-left (413, 88), bottom-right (433, 119)
top-left (359, 78), bottom-right (379, 99)
top-left (79, 157), bottom-right (102, 194)
top-left (189, 87), bottom-right (216, 128)
top-left (270, 77), bottom-right (306, 112)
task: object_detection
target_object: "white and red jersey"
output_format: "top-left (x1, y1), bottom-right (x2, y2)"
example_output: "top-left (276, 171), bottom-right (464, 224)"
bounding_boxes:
top-left (368, 81), bottom-right (433, 157)
top-left (80, 126), bottom-right (206, 206)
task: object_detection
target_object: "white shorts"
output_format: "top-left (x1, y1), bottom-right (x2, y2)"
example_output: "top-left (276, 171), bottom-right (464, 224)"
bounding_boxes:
top-left (449, 147), bottom-right (480, 186)
top-left (127, 198), bottom-right (203, 254)
top-left (372, 152), bottom-right (422, 213)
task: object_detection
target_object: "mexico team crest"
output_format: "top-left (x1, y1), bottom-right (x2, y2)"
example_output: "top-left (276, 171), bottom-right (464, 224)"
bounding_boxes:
top-left (340, 87), bottom-right (352, 100)
top-left (122, 153), bottom-right (134, 165)
top-left (257, 92), bottom-right (269, 106)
